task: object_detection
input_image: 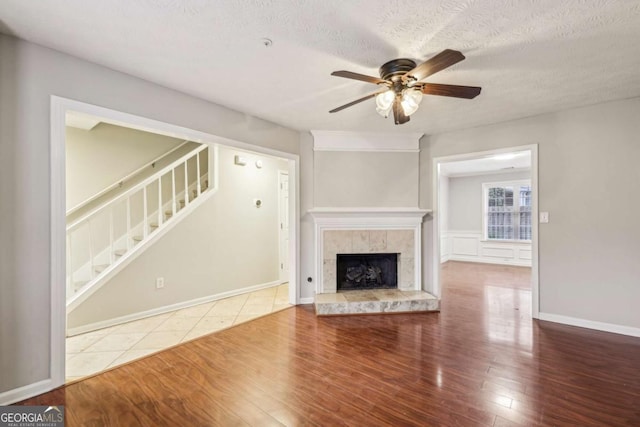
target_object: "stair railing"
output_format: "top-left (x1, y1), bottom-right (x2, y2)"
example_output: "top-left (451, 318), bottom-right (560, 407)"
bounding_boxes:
top-left (66, 143), bottom-right (210, 299)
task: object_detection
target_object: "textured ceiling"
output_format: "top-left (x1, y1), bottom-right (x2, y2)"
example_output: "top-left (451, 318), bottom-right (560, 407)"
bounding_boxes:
top-left (2, 0), bottom-right (640, 135)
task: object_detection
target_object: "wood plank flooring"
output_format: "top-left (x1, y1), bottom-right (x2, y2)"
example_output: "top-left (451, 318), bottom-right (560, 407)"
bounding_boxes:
top-left (18, 261), bottom-right (640, 426)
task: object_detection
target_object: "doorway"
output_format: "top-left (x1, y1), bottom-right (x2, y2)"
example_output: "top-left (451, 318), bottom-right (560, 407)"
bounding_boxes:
top-left (50, 96), bottom-right (300, 388)
top-left (432, 145), bottom-right (539, 318)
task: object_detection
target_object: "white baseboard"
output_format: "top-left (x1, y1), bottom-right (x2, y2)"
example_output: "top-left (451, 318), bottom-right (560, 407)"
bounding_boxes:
top-left (0, 379), bottom-right (53, 406)
top-left (299, 297), bottom-right (314, 304)
top-left (67, 279), bottom-right (282, 336)
top-left (446, 255), bottom-right (531, 267)
top-left (538, 312), bottom-right (640, 338)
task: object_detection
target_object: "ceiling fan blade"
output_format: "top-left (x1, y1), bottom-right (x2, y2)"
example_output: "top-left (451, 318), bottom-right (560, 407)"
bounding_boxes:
top-left (329, 91), bottom-right (384, 113)
top-left (392, 98), bottom-right (410, 125)
top-left (406, 49), bottom-right (465, 81)
top-left (420, 83), bottom-right (482, 99)
top-left (331, 70), bottom-right (387, 85)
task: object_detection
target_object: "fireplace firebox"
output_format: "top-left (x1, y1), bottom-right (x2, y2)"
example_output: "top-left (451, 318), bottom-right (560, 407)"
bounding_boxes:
top-left (336, 253), bottom-right (398, 291)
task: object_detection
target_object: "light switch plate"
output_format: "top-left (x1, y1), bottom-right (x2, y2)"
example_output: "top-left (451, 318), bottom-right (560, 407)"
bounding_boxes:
top-left (540, 212), bottom-right (549, 223)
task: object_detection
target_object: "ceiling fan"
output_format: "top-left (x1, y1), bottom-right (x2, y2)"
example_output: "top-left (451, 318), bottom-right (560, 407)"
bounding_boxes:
top-left (329, 49), bottom-right (481, 125)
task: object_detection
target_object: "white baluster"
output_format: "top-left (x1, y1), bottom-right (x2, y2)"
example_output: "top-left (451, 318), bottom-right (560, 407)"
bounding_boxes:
top-left (184, 160), bottom-right (189, 207)
top-left (126, 197), bottom-right (131, 250)
top-left (109, 207), bottom-right (114, 264)
top-left (67, 232), bottom-right (73, 296)
top-left (88, 221), bottom-right (94, 280)
top-left (158, 177), bottom-right (163, 226)
top-left (171, 169), bottom-right (176, 216)
top-left (143, 187), bottom-right (148, 238)
top-left (196, 152), bottom-right (202, 196)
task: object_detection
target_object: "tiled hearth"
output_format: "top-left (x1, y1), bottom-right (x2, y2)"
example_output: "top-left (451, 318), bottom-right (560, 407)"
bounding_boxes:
top-left (315, 289), bottom-right (439, 316)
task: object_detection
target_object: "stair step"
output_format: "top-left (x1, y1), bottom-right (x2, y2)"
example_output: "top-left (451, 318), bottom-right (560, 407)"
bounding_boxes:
top-left (114, 249), bottom-right (127, 257)
top-left (150, 222), bottom-right (159, 229)
top-left (132, 235), bottom-right (143, 242)
top-left (94, 264), bottom-right (109, 274)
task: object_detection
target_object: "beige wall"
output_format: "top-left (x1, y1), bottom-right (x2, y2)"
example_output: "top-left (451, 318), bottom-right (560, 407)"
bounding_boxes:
top-left (66, 123), bottom-right (185, 210)
top-left (0, 34), bottom-right (299, 395)
top-left (314, 151), bottom-right (419, 207)
top-left (68, 147), bottom-right (287, 328)
top-left (421, 97), bottom-right (640, 329)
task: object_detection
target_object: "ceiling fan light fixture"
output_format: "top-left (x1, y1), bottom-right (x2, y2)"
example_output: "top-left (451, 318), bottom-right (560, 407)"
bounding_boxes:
top-left (329, 49), bottom-right (481, 125)
top-left (401, 88), bottom-right (422, 116)
top-left (375, 90), bottom-right (395, 117)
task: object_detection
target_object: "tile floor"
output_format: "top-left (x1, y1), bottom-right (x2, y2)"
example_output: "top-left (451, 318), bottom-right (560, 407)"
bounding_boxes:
top-left (66, 283), bottom-right (291, 382)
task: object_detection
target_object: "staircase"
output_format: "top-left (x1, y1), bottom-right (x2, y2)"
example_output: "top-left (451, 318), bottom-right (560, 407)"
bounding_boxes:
top-left (66, 143), bottom-right (215, 311)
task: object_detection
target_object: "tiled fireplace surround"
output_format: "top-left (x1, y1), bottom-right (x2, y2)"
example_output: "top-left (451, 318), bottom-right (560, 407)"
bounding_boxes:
top-left (323, 229), bottom-right (415, 292)
top-left (309, 209), bottom-right (430, 295)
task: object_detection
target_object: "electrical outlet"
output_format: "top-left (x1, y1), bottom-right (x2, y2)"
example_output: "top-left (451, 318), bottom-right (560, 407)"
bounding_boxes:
top-left (156, 277), bottom-right (165, 289)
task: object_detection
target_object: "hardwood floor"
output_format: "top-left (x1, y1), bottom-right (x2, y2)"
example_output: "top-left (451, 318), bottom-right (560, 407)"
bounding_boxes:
top-left (18, 262), bottom-right (640, 426)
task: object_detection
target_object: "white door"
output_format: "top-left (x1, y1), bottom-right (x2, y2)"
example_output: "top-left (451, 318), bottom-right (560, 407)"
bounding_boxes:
top-left (278, 171), bottom-right (289, 283)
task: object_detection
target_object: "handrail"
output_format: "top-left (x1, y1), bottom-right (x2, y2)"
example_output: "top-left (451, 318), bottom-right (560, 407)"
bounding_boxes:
top-left (67, 143), bottom-right (208, 232)
top-left (66, 140), bottom-right (192, 216)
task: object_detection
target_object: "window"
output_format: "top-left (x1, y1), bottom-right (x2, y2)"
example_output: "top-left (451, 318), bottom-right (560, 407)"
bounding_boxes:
top-left (482, 180), bottom-right (531, 241)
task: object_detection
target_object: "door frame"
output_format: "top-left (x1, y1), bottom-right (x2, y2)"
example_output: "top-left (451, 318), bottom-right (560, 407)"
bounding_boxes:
top-left (50, 96), bottom-right (300, 388)
top-left (431, 144), bottom-right (539, 318)
top-left (278, 170), bottom-right (289, 283)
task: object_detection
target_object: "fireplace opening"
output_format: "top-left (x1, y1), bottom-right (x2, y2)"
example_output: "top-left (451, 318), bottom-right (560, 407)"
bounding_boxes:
top-left (336, 253), bottom-right (398, 291)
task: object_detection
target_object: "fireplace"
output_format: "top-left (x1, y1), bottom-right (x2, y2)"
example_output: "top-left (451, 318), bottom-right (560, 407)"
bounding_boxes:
top-left (308, 208), bottom-right (430, 294)
top-left (337, 253), bottom-right (398, 291)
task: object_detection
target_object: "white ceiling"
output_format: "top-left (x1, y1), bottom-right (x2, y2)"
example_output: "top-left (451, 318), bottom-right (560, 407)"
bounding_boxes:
top-left (2, 0), bottom-right (640, 135)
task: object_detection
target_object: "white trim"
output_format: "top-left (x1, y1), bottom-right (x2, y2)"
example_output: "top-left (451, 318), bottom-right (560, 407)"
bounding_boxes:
top-left (309, 208), bottom-right (429, 294)
top-left (278, 170), bottom-right (289, 283)
top-left (442, 230), bottom-right (532, 267)
top-left (66, 187), bottom-right (218, 312)
top-left (48, 96), bottom-right (300, 403)
top-left (50, 98), bottom-right (67, 391)
top-left (66, 140), bottom-right (192, 216)
top-left (68, 280), bottom-right (282, 336)
top-left (444, 257), bottom-right (531, 267)
top-left (299, 297), bottom-right (315, 304)
top-left (443, 166), bottom-right (531, 178)
top-left (432, 144), bottom-right (539, 318)
top-left (67, 144), bottom-right (208, 231)
top-left (538, 312), bottom-right (640, 338)
top-left (0, 379), bottom-right (54, 406)
top-left (289, 157), bottom-right (300, 304)
top-left (309, 207), bottom-right (430, 219)
top-left (310, 130), bottom-right (422, 152)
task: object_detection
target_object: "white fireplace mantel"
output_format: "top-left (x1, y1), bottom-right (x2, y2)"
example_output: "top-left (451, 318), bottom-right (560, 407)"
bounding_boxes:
top-left (308, 207), bottom-right (431, 225)
top-left (309, 208), bottom-right (431, 294)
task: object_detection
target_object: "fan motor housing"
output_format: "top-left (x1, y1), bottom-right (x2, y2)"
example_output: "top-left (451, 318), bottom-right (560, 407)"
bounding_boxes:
top-left (379, 58), bottom-right (417, 81)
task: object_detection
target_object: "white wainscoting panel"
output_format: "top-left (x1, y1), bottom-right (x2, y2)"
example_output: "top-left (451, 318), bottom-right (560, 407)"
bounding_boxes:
top-left (440, 230), bottom-right (532, 267)
top-left (452, 236), bottom-right (478, 256)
